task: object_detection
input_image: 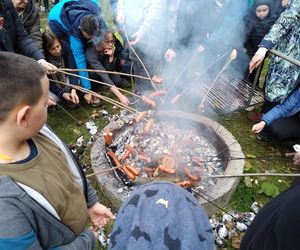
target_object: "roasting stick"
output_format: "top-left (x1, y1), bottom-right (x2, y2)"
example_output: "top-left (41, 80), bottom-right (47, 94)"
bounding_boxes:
top-left (50, 79), bottom-right (138, 113)
top-left (200, 49), bottom-right (237, 106)
top-left (121, 24), bottom-right (164, 104)
top-left (56, 69), bottom-right (143, 100)
top-left (208, 173), bottom-right (300, 178)
top-left (163, 52), bottom-right (197, 101)
top-left (60, 68), bottom-right (151, 81)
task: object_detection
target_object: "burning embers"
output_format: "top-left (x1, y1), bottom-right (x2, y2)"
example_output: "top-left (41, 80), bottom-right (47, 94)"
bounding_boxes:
top-left (102, 110), bottom-right (224, 189)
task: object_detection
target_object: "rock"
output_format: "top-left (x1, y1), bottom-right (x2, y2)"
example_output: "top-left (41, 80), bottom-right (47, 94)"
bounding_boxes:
top-left (236, 222), bottom-right (248, 232)
top-left (216, 223), bottom-right (228, 239)
top-left (250, 201), bottom-right (260, 214)
top-left (98, 228), bottom-right (107, 247)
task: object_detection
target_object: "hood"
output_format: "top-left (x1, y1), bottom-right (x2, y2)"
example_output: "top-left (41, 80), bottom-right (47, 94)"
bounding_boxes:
top-left (0, 175), bottom-right (24, 199)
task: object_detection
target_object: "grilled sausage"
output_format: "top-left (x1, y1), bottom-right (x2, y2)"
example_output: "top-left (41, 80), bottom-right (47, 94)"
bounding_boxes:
top-left (143, 119), bottom-right (154, 134)
top-left (135, 111), bottom-right (148, 123)
top-left (125, 164), bottom-right (140, 176)
top-left (125, 144), bottom-right (135, 154)
top-left (120, 150), bottom-right (131, 161)
top-left (142, 96), bottom-right (156, 108)
top-left (150, 90), bottom-right (167, 97)
top-left (122, 166), bottom-right (136, 180)
top-left (171, 94), bottom-right (182, 104)
top-left (176, 180), bottom-right (191, 187)
top-left (106, 150), bottom-right (120, 166)
top-left (184, 166), bottom-right (199, 182)
top-left (158, 165), bottom-right (176, 174)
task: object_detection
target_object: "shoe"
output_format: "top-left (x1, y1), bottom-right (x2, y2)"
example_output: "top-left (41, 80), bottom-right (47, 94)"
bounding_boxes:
top-left (247, 112), bottom-right (262, 122)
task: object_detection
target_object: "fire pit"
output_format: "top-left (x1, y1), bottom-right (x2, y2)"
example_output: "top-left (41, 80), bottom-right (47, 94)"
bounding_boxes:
top-left (91, 110), bottom-right (244, 215)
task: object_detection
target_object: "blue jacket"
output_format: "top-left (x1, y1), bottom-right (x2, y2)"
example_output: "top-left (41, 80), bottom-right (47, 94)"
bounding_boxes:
top-left (48, 0), bottom-right (105, 90)
top-left (262, 87), bottom-right (300, 125)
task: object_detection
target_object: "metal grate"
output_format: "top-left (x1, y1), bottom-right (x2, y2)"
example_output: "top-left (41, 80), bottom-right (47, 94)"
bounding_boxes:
top-left (192, 73), bottom-right (264, 114)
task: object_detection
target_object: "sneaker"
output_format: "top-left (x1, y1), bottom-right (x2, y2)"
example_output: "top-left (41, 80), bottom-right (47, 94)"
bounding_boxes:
top-left (247, 112), bottom-right (262, 122)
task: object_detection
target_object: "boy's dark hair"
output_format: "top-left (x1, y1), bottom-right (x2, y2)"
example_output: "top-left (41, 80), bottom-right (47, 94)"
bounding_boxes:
top-left (80, 15), bottom-right (99, 37)
top-left (0, 52), bottom-right (45, 122)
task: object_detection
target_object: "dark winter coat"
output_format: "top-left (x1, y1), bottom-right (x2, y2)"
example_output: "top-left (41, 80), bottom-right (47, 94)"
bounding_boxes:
top-left (244, 0), bottom-right (278, 57)
top-left (0, 0), bottom-right (43, 60)
top-left (19, 0), bottom-right (42, 50)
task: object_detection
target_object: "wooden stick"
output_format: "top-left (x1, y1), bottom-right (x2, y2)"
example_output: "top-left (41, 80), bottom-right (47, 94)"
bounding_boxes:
top-left (121, 23), bottom-right (158, 92)
top-left (208, 173), bottom-right (300, 178)
top-left (60, 68), bottom-right (152, 81)
top-left (121, 24), bottom-right (164, 104)
top-left (50, 79), bottom-right (138, 113)
top-left (86, 165), bottom-right (123, 178)
top-left (56, 69), bottom-right (143, 99)
top-left (200, 49), bottom-right (237, 106)
top-left (285, 152), bottom-right (296, 157)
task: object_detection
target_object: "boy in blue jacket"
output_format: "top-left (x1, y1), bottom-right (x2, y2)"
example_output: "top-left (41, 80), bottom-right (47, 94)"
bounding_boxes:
top-left (48, 0), bottom-right (106, 105)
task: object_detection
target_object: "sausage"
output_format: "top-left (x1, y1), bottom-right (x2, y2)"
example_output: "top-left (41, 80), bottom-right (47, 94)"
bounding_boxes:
top-left (125, 164), bottom-right (140, 176)
top-left (135, 111), bottom-right (148, 123)
top-left (176, 180), bottom-right (191, 187)
top-left (107, 150), bottom-right (120, 166)
top-left (184, 166), bottom-right (199, 182)
top-left (171, 94), bottom-right (182, 104)
top-left (142, 96), bottom-right (156, 108)
top-left (122, 166), bottom-right (136, 180)
top-left (158, 165), bottom-right (176, 174)
top-left (125, 144), bottom-right (135, 154)
top-left (150, 90), bottom-right (167, 97)
top-left (143, 119), bottom-right (154, 134)
top-left (121, 150), bottom-right (131, 161)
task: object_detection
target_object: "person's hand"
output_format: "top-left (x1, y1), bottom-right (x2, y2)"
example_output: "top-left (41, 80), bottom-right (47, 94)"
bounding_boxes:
top-left (89, 226), bottom-right (100, 239)
top-left (84, 93), bottom-right (93, 104)
top-left (118, 94), bottom-right (129, 106)
top-left (104, 48), bottom-right (114, 56)
top-left (249, 54), bottom-right (264, 73)
top-left (293, 152), bottom-right (300, 166)
top-left (252, 121), bottom-right (266, 133)
top-left (47, 98), bottom-right (57, 107)
top-left (63, 89), bottom-right (79, 104)
top-left (130, 31), bottom-right (142, 46)
top-left (88, 202), bottom-right (115, 228)
top-left (38, 59), bottom-right (57, 74)
top-left (165, 49), bottom-right (176, 62)
top-left (116, 10), bottom-right (125, 24)
top-left (197, 44), bottom-right (205, 53)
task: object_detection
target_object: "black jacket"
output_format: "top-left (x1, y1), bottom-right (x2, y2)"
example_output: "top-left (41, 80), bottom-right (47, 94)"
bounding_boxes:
top-left (19, 0), bottom-right (42, 50)
top-left (0, 0), bottom-right (43, 60)
top-left (244, 0), bottom-right (278, 57)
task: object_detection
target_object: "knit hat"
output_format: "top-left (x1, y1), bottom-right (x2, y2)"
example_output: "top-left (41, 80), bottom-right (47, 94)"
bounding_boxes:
top-left (109, 182), bottom-right (214, 250)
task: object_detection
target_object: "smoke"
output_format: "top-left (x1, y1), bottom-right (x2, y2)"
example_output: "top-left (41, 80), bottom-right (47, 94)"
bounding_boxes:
top-left (117, 0), bottom-right (251, 114)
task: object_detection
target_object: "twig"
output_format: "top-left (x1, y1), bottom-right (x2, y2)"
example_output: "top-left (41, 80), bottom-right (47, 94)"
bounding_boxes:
top-left (60, 68), bottom-right (151, 81)
top-left (86, 165), bottom-right (123, 178)
top-left (56, 69), bottom-right (142, 99)
top-left (50, 79), bottom-right (138, 113)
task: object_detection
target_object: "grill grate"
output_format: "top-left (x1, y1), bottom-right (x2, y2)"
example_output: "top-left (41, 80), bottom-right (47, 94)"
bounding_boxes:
top-left (192, 73), bottom-right (264, 114)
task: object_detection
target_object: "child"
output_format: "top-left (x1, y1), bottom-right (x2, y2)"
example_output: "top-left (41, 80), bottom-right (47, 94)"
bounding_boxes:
top-left (85, 30), bottom-right (130, 106)
top-left (42, 31), bottom-right (80, 108)
top-left (0, 52), bottom-right (115, 249)
top-left (244, 0), bottom-right (277, 58)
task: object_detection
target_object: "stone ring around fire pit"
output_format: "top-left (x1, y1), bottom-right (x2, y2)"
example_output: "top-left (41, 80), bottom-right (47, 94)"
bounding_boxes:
top-left (91, 110), bottom-right (244, 216)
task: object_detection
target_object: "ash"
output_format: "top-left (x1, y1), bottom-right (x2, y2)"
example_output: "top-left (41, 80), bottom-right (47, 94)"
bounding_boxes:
top-left (99, 110), bottom-right (225, 192)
